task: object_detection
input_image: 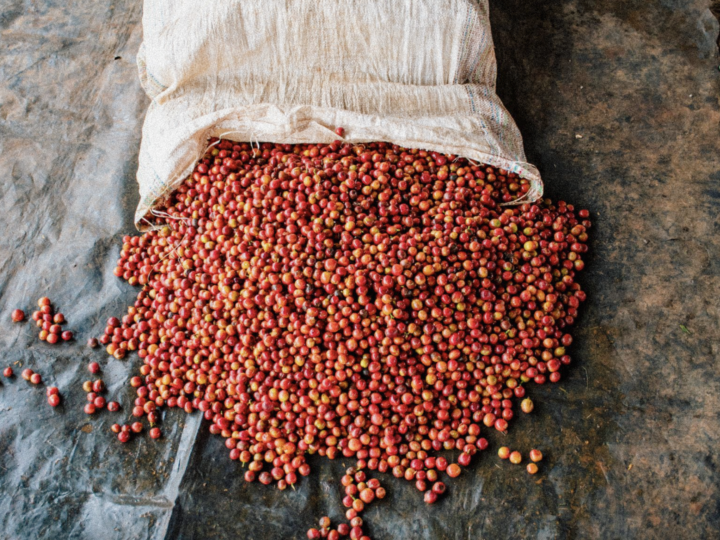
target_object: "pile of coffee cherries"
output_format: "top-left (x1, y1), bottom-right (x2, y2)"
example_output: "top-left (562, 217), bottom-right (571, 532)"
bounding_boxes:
top-left (29, 298), bottom-right (73, 344)
top-left (103, 139), bottom-right (589, 536)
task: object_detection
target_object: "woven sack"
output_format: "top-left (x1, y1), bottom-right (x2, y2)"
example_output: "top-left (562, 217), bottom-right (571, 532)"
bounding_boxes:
top-left (135, 0), bottom-right (542, 226)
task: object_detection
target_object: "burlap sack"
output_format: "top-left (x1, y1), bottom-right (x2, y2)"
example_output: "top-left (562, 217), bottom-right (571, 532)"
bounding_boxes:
top-left (135, 0), bottom-right (542, 227)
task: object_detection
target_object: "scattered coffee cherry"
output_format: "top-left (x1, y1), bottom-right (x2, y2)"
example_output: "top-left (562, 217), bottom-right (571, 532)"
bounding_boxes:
top-left (21, 368), bottom-right (33, 381)
top-left (498, 447), bottom-right (511, 460)
top-left (37, 297), bottom-right (50, 307)
top-left (118, 430), bottom-right (130, 443)
top-left (61, 331), bottom-right (73, 341)
top-left (107, 401), bottom-right (120, 412)
top-left (93, 396), bottom-right (106, 409)
top-left (335, 127), bottom-right (345, 137)
top-left (424, 490), bottom-right (438, 504)
top-left (529, 449), bottom-right (543, 462)
top-left (494, 418), bottom-right (509, 432)
top-left (131, 422), bottom-right (143, 433)
top-left (92, 380), bottom-right (105, 393)
top-left (87, 338), bottom-right (99, 348)
top-left (88, 362), bottom-right (100, 374)
top-left (446, 464), bottom-right (462, 478)
top-left (149, 427), bottom-right (161, 439)
top-left (48, 394), bottom-right (61, 407)
top-left (53, 313), bottom-right (65, 324)
top-left (46, 387), bottom-right (59, 396)
top-left (526, 463), bottom-right (539, 475)
top-left (521, 398), bottom-right (534, 414)
top-left (38, 330), bottom-right (48, 341)
top-left (86, 392), bottom-right (97, 403)
top-left (258, 472), bottom-right (272, 485)
top-left (11, 309), bottom-right (25, 322)
top-left (3, 367), bottom-right (13, 378)
top-left (82, 381), bottom-right (93, 393)
top-left (84, 403), bottom-right (96, 415)
top-left (307, 530), bottom-right (320, 540)
top-left (111, 424), bottom-right (121, 433)
top-left (359, 488), bottom-right (375, 504)
top-left (46, 333), bottom-right (59, 344)
top-left (509, 451), bottom-right (522, 465)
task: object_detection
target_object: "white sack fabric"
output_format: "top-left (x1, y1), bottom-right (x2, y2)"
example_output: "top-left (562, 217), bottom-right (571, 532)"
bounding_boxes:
top-left (135, 0), bottom-right (543, 226)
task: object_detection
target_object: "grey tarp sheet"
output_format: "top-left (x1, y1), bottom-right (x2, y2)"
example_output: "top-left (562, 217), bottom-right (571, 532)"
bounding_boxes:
top-left (1, 1), bottom-right (719, 538)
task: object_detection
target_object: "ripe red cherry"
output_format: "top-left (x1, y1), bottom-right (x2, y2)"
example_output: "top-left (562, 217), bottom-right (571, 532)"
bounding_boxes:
top-left (446, 464), bottom-right (461, 478)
